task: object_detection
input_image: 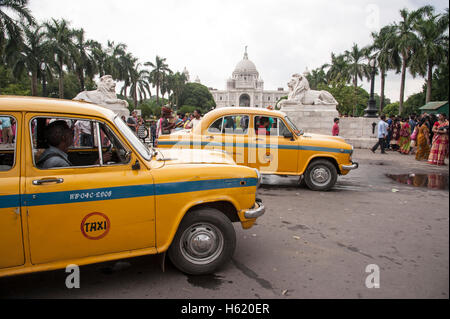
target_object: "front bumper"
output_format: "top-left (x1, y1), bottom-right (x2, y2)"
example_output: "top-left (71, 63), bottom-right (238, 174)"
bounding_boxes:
top-left (244, 198), bottom-right (265, 219)
top-left (341, 162), bottom-right (359, 170)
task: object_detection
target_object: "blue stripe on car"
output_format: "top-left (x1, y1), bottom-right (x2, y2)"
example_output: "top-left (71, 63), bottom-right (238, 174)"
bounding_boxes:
top-left (0, 178), bottom-right (258, 209)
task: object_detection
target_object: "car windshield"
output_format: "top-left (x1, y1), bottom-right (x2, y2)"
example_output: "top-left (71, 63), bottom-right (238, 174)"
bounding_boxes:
top-left (114, 116), bottom-right (152, 161)
top-left (285, 116), bottom-right (302, 136)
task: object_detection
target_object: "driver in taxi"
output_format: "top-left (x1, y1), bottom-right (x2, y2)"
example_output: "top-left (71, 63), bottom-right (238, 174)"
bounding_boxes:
top-left (37, 120), bottom-right (111, 169)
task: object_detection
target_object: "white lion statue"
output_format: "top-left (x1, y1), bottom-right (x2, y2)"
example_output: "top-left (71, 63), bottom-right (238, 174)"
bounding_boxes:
top-left (280, 73), bottom-right (337, 108)
top-left (74, 75), bottom-right (129, 116)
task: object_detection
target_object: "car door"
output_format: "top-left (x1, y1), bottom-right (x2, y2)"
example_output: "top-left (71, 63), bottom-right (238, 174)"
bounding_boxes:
top-left (250, 115), bottom-right (298, 174)
top-left (202, 115), bottom-right (250, 166)
top-left (0, 113), bottom-right (25, 269)
top-left (23, 114), bottom-right (156, 265)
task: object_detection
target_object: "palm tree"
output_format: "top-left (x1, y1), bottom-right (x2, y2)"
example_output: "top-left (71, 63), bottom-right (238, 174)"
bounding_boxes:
top-left (89, 40), bottom-right (107, 77)
top-left (387, 6), bottom-right (432, 114)
top-left (7, 23), bottom-right (47, 96)
top-left (128, 63), bottom-right (151, 108)
top-left (146, 55), bottom-right (172, 104)
top-left (325, 53), bottom-right (351, 84)
top-left (345, 43), bottom-right (370, 115)
top-left (43, 18), bottom-right (76, 98)
top-left (306, 67), bottom-right (327, 90)
top-left (0, 0), bottom-right (34, 49)
top-left (410, 8), bottom-right (449, 103)
top-left (119, 52), bottom-right (137, 98)
top-left (168, 72), bottom-right (187, 108)
top-left (370, 25), bottom-right (401, 112)
top-left (71, 28), bottom-right (97, 92)
top-left (104, 40), bottom-right (127, 80)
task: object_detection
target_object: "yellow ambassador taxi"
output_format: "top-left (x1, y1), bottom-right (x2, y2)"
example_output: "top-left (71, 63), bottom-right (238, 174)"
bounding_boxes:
top-left (0, 96), bottom-right (264, 277)
top-left (158, 107), bottom-right (358, 191)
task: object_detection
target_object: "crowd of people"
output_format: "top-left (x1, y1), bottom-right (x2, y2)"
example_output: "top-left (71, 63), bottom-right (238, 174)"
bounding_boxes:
top-left (371, 113), bottom-right (449, 166)
top-left (123, 107), bottom-right (203, 147)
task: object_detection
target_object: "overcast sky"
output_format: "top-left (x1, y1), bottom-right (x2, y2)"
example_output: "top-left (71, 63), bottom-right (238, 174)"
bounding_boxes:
top-left (29, 0), bottom-right (448, 102)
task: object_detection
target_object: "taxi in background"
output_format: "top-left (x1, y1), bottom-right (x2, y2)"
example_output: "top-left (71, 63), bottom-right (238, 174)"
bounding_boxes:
top-left (0, 96), bottom-right (264, 277)
top-left (158, 107), bottom-right (358, 191)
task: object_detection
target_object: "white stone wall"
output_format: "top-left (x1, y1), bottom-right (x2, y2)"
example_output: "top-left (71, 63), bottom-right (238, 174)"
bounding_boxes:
top-left (283, 105), bottom-right (378, 149)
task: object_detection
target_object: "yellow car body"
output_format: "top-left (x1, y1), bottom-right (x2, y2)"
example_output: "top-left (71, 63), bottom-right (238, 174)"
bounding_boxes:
top-left (0, 96), bottom-right (264, 277)
top-left (158, 107), bottom-right (358, 191)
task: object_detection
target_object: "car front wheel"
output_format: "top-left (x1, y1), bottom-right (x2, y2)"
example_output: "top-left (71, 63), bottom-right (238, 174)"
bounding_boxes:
top-left (168, 208), bottom-right (236, 275)
top-left (304, 159), bottom-right (338, 191)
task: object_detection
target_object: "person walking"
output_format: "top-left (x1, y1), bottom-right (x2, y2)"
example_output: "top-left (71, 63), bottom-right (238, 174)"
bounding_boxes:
top-left (332, 118), bottom-right (340, 136)
top-left (371, 115), bottom-right (388, 154)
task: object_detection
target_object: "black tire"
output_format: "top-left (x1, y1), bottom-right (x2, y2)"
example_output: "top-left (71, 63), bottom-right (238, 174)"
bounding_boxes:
top-left (304, 159), bottom-right (338, 191)
top-left (168, 208), bottom-right (236, 275)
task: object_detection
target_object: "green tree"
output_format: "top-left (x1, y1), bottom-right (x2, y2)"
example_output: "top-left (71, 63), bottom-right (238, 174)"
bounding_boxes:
top-left (370, 25), bottom-right (401, 112)
top-left (410, 8), bottom-right (449, 103)
top-left (146, 55), bottom-right (172, 105)
top-left (70, 28), bottom-right (97, 92)
top-left (345, 43), bottom-right (370, 115)
top-left (179, 82), bottom-right (216, 113)
top-left (43, 18), bottom-right (76, 98)
top-left (387, 5), bottom-right (432, 114)
top-left (128, 63), bottom-right (151, 108)
top-left (7, 22), bottom-right (46, 96)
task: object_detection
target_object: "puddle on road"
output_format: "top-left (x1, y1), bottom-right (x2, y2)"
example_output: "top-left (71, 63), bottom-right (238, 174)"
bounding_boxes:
top-left (187, 274), bottom-right (228, 290)
top-left (387, 173), bottom-right (449, 191)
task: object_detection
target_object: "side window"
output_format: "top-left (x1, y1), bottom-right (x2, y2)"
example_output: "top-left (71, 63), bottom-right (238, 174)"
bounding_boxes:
top-left (208, 117), bottom-right (224, 133)
top-left (278, 119), bottom-right (291, 137)
top-left (98, 122), bottom-right (131, 165)
top-left (31, 117), bottom-right (131, 169)
top-left (224, 115), bottom-right (248, 134)
top-left (31, 117), bottom-right (98, 169)
top-left (0, 115), bottom-right (17, 171)
top-left (254, 116), bottom-right (275, 136)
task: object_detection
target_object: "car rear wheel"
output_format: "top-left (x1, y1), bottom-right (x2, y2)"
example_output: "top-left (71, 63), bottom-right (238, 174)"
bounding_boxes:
top-left (168, 208), bottom-right (236, 275)
top-left (304, 159), bottom-right (338, 191)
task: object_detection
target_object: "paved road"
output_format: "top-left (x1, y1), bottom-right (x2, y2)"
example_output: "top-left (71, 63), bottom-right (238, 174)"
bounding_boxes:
top-left (0, 150), bottom-right (448, 299)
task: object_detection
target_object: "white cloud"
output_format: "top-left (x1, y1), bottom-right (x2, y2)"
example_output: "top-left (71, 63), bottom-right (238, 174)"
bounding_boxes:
top-left (29, 0), bottom-right (448, 102)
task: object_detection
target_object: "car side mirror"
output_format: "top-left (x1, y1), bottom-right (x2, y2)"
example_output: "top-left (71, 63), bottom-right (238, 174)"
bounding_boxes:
top-left (283, 132), bottom-right (294, 140)
top-left (132, 160), bottom-right (141, 170)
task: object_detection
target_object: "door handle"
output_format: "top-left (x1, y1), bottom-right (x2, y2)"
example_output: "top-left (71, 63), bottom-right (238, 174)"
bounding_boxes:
top-left (33, 178), bottom-right (64, 185)
top-left (205, 136), bottom-right (214, 139)
top-left (253, 138), bottom-right (263, 141)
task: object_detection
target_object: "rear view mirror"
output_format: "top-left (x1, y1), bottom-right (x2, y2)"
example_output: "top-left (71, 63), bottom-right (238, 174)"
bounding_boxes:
top-left (283, 132), bottom-right (293, 139)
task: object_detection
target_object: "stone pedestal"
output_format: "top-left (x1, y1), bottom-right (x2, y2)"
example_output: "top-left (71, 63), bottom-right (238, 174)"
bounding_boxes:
top-left (282, 103), bottom-right (339, 136)
top-left (282, 103), bottom-right (378, 149)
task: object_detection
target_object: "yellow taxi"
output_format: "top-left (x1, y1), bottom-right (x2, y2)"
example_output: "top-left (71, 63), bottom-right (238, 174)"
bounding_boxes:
top-left (0, 96), bottom-right (264, 277)
top-left (158, 107), bottom-right (358, 191)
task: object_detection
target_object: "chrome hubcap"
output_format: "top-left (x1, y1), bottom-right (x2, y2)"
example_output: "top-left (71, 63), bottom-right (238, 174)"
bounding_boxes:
top-left (311, 167), bottom-right (331, 186)
top-left (180, 223), bottom-right (224, 265)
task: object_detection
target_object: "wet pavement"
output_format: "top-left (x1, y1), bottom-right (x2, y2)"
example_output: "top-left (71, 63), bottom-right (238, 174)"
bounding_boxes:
top-left (0, 149), bottom-right (448, 299)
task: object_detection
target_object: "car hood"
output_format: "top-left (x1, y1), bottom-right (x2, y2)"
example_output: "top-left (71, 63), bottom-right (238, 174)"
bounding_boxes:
top-left (302, 132), bottom-right (347, 143)
top-left (154, 148), bottom-right (236, 166)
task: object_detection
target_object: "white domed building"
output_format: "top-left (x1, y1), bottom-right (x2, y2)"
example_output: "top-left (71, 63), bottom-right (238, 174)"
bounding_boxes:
top-left (209, 49), bottom-right (287, 108)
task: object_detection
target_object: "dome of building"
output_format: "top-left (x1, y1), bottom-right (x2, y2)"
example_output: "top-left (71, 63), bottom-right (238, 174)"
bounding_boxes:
top-left (233, 49), bottom-right (259, 76)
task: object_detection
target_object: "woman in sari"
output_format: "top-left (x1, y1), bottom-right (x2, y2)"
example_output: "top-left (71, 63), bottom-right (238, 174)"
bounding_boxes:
top-left (415, 118), bottom-right (430, 161)
top-left (390, 118), bottom-right (401, 151)
top-left (398, 118), bottom-right (411, 154)
top-left (428, 114), bottom-right (449, 165)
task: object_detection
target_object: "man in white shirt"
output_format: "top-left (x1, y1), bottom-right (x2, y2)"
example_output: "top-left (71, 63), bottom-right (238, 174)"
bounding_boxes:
top-left (371, 115), bottom-right (389, 154)
top-left (189, 109), bottom-right (202, 129)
